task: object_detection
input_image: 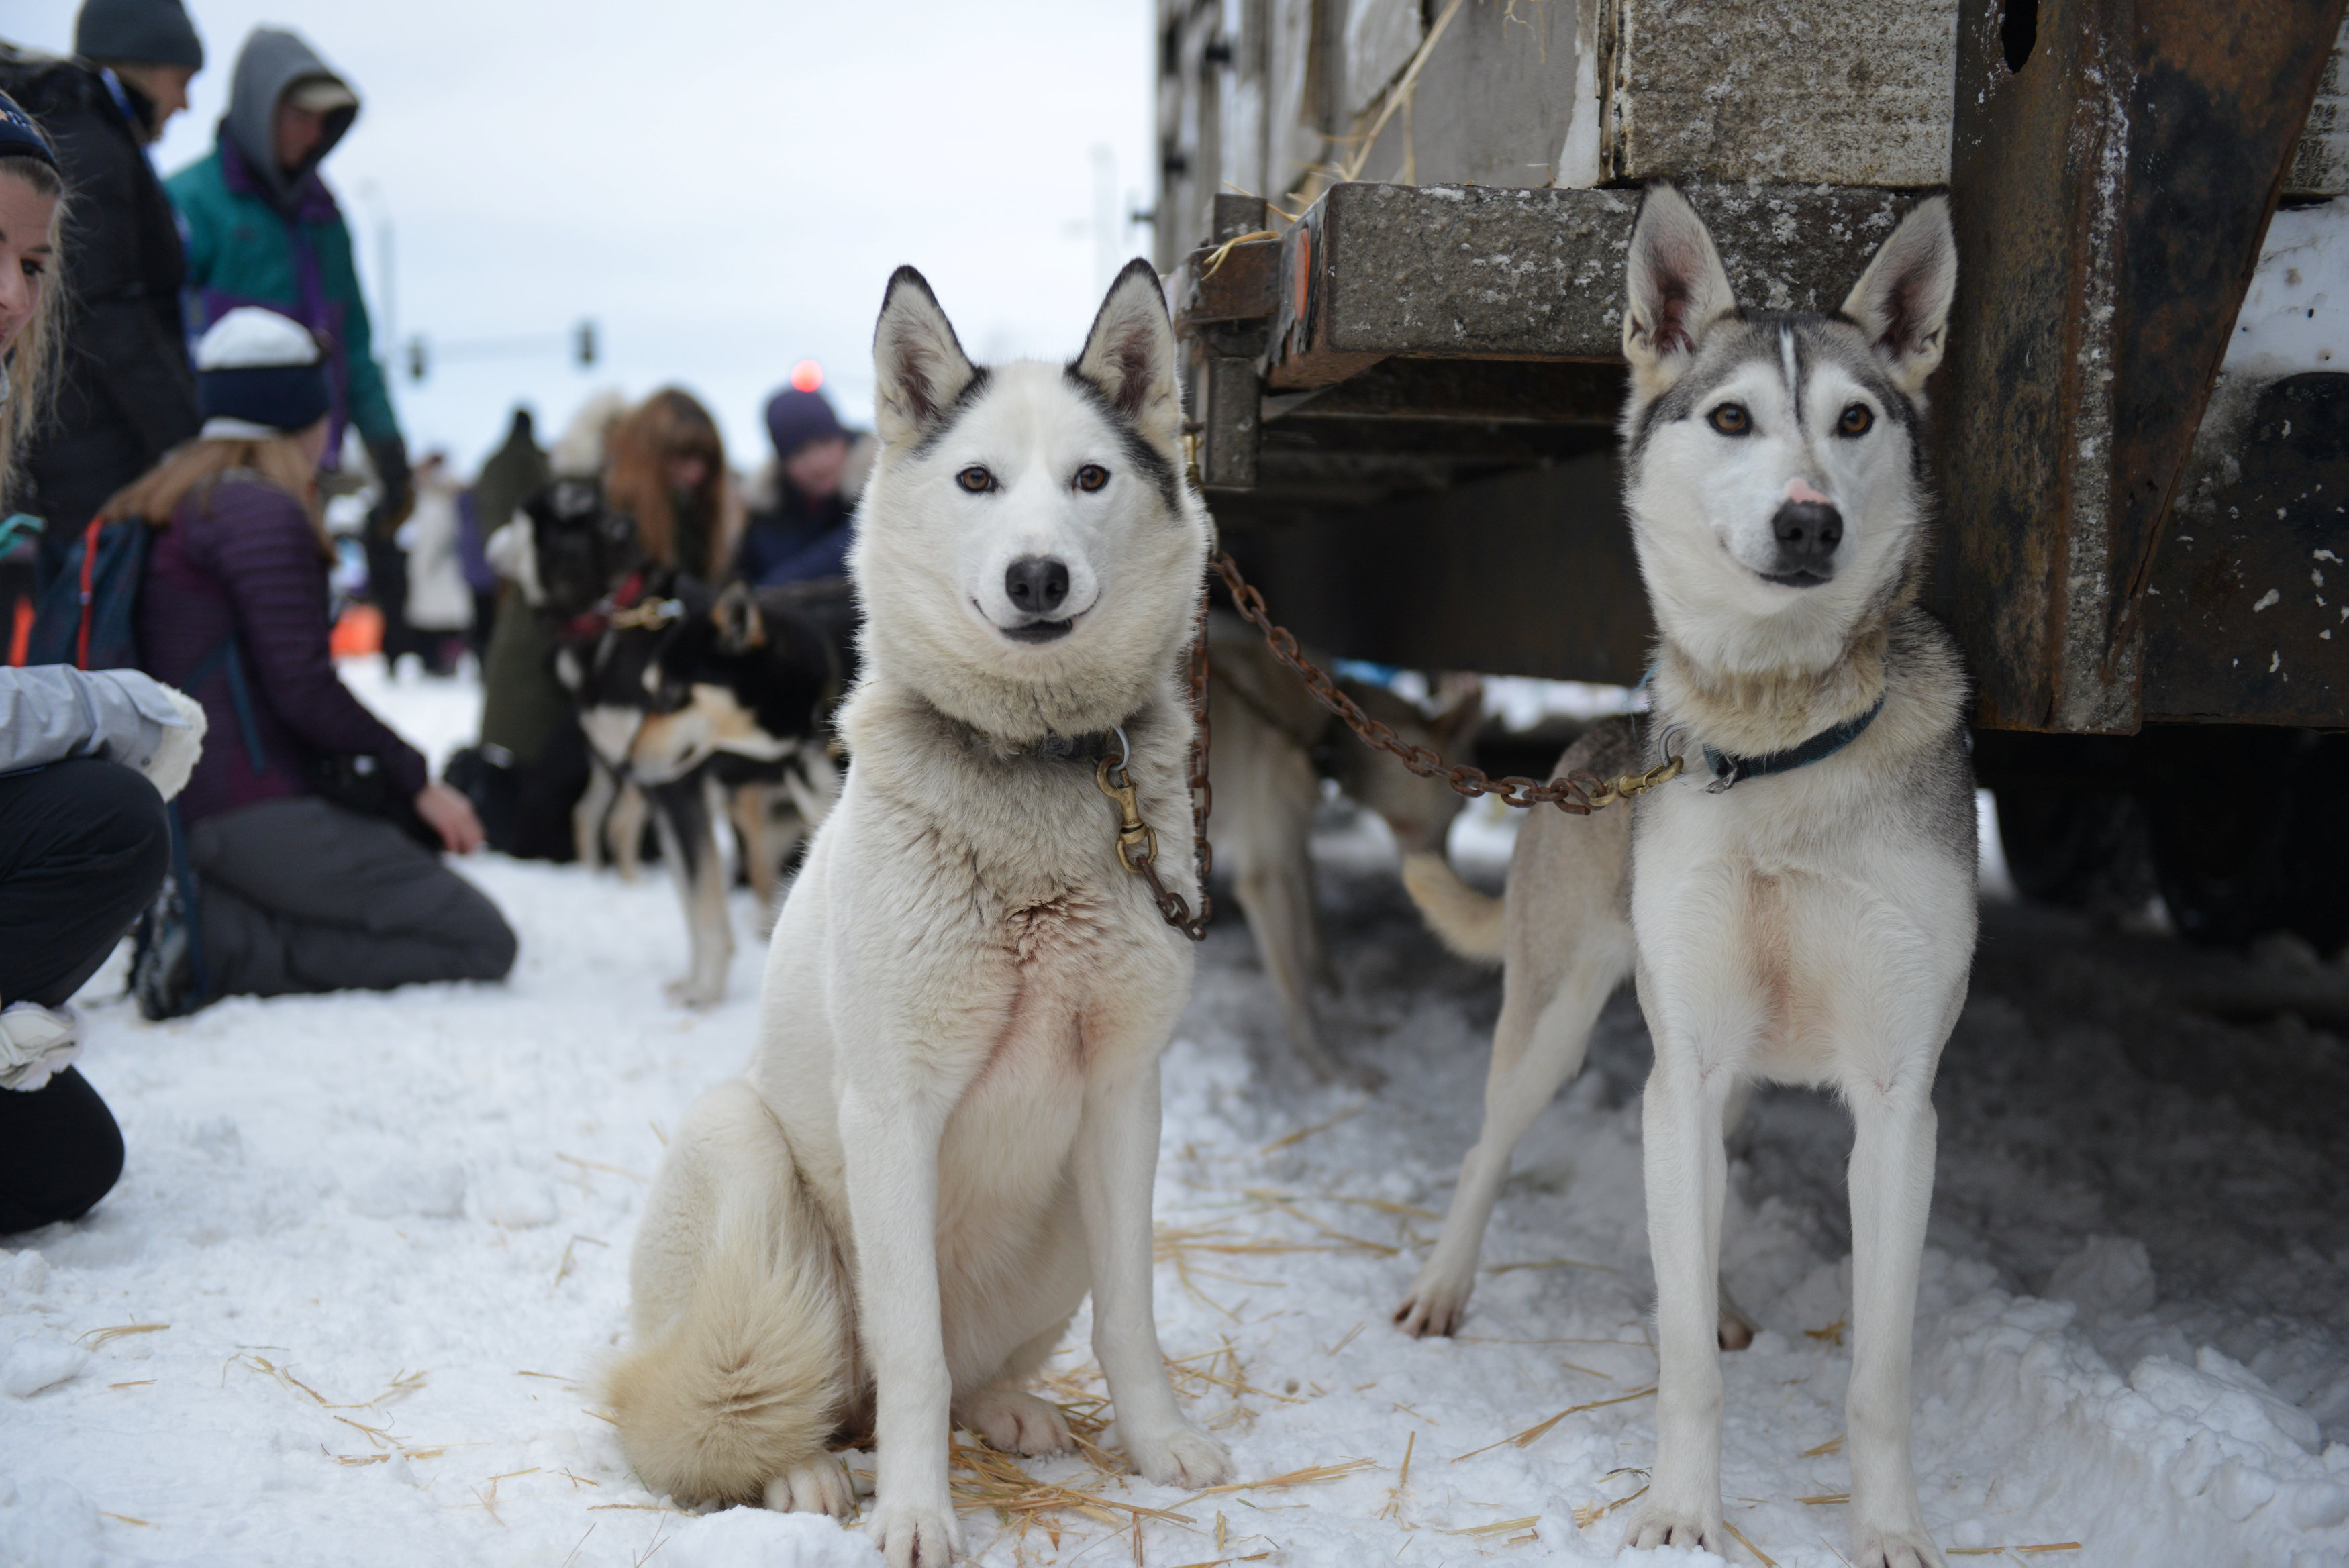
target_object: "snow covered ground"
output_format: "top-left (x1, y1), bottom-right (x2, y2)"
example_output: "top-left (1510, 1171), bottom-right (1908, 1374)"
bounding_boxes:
top-left (6, 659), bottom-right (2349, 1568)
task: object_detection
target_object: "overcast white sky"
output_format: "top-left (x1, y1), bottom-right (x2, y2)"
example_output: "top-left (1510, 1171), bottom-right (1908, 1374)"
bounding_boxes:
top-left (11, 0), bottom-right (1156, 472)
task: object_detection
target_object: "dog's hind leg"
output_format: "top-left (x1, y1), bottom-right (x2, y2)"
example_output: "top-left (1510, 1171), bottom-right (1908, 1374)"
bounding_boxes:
top-left (608, 1078), bottom-right (854, 1514)
top-left (1395, 921), bottom-right (1631, 1336)
top-left (574, 760), bottom-right (617, 870)
top-left (609, 780), bottom-right (649, 882)
top-left (1236, 847), bottom-right (1352, 1085)
top-left (1842, 1072), bottom-right (1943, 1567)
top-left (952, 1317), bottom-right (1076, 1458)
top-left (730, 781), bottom-right (777, 913)
top-left (1397, 782), bottom-right (1632, 1337)
top-left (652, 776), bottom-right (734, 1008)
top-left (1221, 711), bottom-right (1362, 1085)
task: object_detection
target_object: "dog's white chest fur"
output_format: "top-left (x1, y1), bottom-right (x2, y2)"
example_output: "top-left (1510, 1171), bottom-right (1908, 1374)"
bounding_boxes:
top-left (1631, 766), bottom-right (1974, 1088)
top-left (758, 708), bottom-right (1187, 1204)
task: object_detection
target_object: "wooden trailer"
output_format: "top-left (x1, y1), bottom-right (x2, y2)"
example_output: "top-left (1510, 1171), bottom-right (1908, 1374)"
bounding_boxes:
top-left (1156, 0), bottom-right (2349, 947)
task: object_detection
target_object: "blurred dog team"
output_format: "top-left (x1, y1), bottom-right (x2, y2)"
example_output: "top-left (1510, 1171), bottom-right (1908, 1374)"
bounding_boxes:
top-left (0, 6), bottom-right (1978, 1567)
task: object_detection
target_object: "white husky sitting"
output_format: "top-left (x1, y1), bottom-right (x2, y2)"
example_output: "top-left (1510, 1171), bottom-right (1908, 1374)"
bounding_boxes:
top-left (1401, 186), bottom-right (1972, 1568)
top-left (607, 261), bottom-right (1232, 1565)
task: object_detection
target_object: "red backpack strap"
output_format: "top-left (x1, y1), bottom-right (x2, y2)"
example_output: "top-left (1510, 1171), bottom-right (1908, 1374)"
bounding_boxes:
top-left (74, 516), bottom-right (101, 669)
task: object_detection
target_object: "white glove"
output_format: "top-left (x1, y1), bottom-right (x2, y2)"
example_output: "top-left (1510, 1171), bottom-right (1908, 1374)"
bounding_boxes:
top-left (142, 684), bottom-right (208, 802)
top-left (0, 1002), bottom-right (81, 1092)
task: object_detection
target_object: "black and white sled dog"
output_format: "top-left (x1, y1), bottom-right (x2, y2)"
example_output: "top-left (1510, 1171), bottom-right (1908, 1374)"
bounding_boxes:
top-left (528, 480), bottom-right (850, 1007)
top-left (1400, 187), bottom-right (1971, 1568)
top-left (607, 261), bottom-right (1231, 1563)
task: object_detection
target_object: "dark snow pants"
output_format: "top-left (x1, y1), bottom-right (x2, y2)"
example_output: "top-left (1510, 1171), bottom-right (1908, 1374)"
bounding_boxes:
top-left (187, 795), bottom-right (517, 998)
top-left (0, 759), bottom-right (169, 1235)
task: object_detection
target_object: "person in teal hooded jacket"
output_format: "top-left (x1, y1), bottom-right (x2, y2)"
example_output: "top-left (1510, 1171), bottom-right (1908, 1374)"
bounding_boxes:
top-left (165, 26), bottom-right (409, 521)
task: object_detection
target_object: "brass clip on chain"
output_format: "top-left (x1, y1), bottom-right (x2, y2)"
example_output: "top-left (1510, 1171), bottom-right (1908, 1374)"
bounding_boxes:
top-left (1095, 721), bottom-right (1213, 943)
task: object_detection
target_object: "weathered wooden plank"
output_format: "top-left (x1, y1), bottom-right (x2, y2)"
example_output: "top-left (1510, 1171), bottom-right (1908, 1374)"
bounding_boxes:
top-left (1605, 0), bottom-right (1959, 187)
top-left (1173, 240), bottom-right (1280, 331)
top-left (1266, 180), bottom-right (1916, 388)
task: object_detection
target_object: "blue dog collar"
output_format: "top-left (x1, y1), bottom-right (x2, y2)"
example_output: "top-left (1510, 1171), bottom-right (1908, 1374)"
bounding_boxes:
top-left (1698, 692), bottom-right (1887, 793)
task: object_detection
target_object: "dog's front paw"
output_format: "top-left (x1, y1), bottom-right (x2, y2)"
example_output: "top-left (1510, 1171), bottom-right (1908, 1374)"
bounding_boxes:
top-left (664, 974), bottom-right (726, 1010)
top-left (1623, 1502), bottom-right (1722, 1553)
top-left (866, 1497), bottom-right (961, 1568)
top-left (1393, 1267), bottom-right (1473, 1338)
top-left (1123, 1422), bottom-right (1230, 1489)
top-left (1852, 1524), bottom-right (1948, 1568)
top-left (762, 1457), bottom-right (854, 1520)
top-left (955, 1388), bottom-right (1071, 1457)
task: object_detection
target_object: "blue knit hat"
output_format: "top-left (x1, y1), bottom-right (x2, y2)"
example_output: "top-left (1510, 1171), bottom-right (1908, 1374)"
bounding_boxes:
top-left (764, 386), bottom-right (848, 460)
top-left (195, 307), bottom-right (332, 438)
top-left (0, 92), bottom-right (58, 170)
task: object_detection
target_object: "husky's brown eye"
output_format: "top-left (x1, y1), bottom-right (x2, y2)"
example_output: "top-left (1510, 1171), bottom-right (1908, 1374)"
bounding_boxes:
top-left (1075, 464), bottom-right (1109, 492)
top-left (956, 465), bottom-right (993, 493)
top-left (1707, 402), bottom-right (1750, 435)
top-left (1838, 403), bottom-right (1875, 437)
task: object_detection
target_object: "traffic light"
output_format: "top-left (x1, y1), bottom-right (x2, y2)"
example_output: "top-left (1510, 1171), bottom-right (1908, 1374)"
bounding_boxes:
top-left (405, 335), bottom-right (427, 382)
top-left (575, 320), bottom-right (598, 369)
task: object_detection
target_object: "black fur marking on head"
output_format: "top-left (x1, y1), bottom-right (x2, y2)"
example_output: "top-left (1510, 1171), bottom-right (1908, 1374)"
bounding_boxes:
top-left (905, 364), bottom-right (995, 461)
top-left (877, 265), bottom-right (981, 432)
top-left (1081, 257), bottom-right (1175, 419)
top-left (1060, 365), bottom-right (1181, 511)
top-left (1628, 313), bottom-right (1925, 466)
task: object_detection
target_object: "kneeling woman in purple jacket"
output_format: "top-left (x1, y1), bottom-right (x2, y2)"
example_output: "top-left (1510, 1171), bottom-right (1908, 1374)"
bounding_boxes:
top-left (116, 307), bottom-right (515, 1016)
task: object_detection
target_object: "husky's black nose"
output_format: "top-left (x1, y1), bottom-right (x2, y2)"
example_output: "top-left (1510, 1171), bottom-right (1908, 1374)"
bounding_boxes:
top-left (1768, 499), bottom-right (1843, 582)
top-left (1005, 556), bottom-right (1071, 616)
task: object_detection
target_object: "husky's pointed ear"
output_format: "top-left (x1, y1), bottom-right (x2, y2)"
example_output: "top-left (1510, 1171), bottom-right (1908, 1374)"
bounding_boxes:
top-left (1840, 197), bottom-right (1957, 396)
top-left (1072, 258), bottom-right (1181, 448)
top-left (872, 266), bottom-right (980, 448)
top-left (1622, 183), bottom-right (1737, 399)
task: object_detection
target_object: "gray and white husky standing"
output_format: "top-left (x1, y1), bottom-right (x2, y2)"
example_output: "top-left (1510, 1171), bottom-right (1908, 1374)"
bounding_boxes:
top-left (1400, 186), bottom-right (1972, 1568)
top-left (606, 260), bottom-right (1230, 1566)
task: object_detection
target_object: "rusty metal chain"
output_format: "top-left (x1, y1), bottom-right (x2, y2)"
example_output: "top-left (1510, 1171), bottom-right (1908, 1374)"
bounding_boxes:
top-left (1102, 542), bottom-right (1687, 942)
top-left (1209, 550), bottom-right (1682, 814)
top-left (1097, 588), bottom-right (1215, 942)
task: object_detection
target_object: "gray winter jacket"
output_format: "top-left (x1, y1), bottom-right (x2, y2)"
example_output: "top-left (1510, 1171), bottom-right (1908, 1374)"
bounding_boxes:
top-left (0, 666), bottom-right (191, 776)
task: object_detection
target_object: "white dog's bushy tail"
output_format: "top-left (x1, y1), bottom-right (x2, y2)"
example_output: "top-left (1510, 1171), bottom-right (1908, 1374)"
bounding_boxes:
top-left (1402, 851), bottom-right (1505, 963)
top-left (603, 1214), bottom-right (846, 1506)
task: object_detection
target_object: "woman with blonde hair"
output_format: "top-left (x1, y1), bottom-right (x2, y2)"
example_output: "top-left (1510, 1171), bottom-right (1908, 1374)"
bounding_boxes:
top-left (124, 305), bottom-right (515, 1017)
top-left (0, 93), bottom-right (202, 1234)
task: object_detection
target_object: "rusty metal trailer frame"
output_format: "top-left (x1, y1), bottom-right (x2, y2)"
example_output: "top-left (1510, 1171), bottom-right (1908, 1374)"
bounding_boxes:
top-left (1164, 0), bottom-right (2349, 737)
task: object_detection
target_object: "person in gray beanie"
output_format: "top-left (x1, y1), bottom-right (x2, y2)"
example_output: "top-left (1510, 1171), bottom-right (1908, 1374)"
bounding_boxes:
top-left (76, 0), bottom-right (205, 76)
top-left (1, 0), bottom-right (206, 588)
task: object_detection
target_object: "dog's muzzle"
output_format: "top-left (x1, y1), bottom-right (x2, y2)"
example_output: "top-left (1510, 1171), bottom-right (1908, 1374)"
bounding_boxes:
top-left (997, 554), bottom-right (1077, 641)
top-left (1762, 499), bottom-right (1842, 587)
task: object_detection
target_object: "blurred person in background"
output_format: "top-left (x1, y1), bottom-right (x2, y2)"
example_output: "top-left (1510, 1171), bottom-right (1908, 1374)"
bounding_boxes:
top-left (396, 450), bottom-right (471, 674)
top-left (119, 307), bottom-right (513, 1019)
top-left (164, 27), bottom-right (417, 662)
top-left (0, 93), bottom-right (201, 1236)
top-left (455, 388), bottom-right (738, 861)
top-left (603, 386), bottom-right (740, 585)
top-left (457, 398), bottom-right (593, 861)
top-left (736, 382), bottom-right (872, 588)
top-left (1, 0), bottom-right (206, 600)
top-left (462, 406), bottom-right (543, 662)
